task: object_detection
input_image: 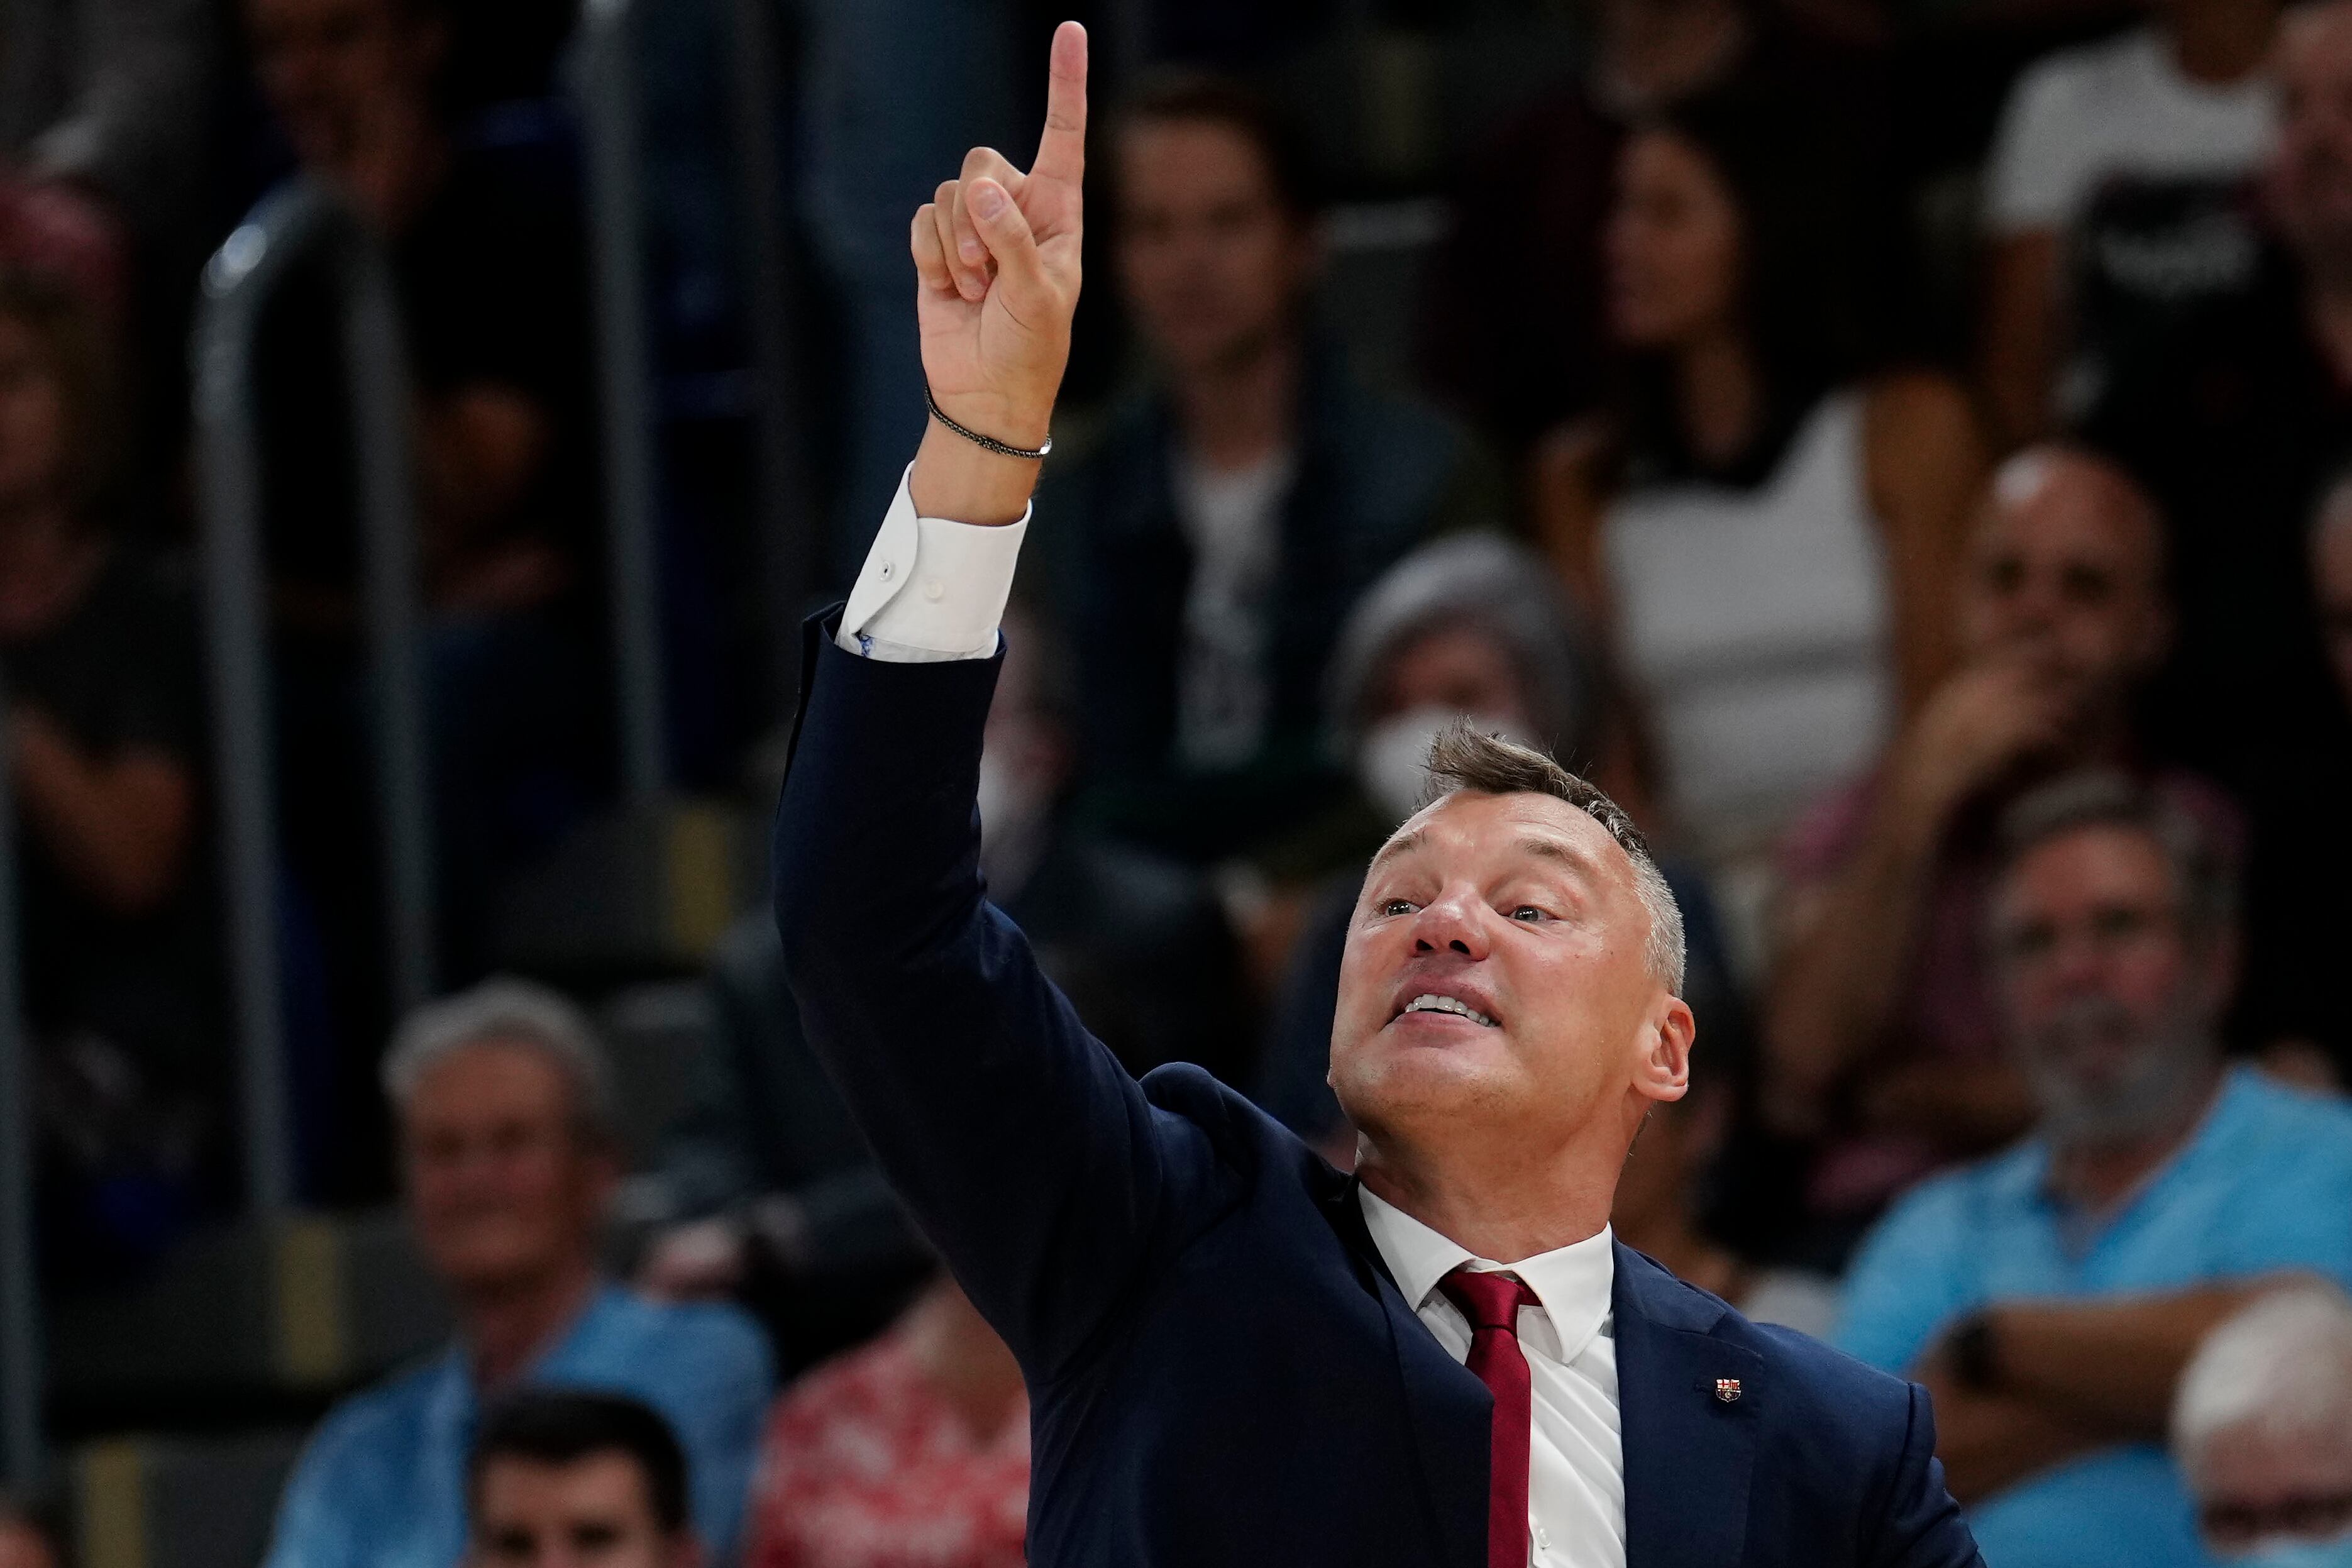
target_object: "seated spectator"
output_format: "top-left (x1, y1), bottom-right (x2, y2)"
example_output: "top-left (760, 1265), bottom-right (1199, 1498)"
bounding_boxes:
top-left (746, 1273), bottom-right (1027, 1568)
top-left (0, 250), bottom-right (226, 1275)
top-left (1611, 1025), bottom-right (1839, 1338)
top-left (264, 980), bottom-right (772, 1568)
top-left (243, 0), bottom-right (603, 1017)
top-left (1767, 446), bottom-right (2238, 1246)
top-left (1034, 72), bottom-right (1498, 868)
top-left (638, 605), bottom-right (1248, 1362)
top-left (468, 1389), bottom-right (700, 1568)
top-left (1534, 84), bottom-right (1986, 961)
top-left (1417, 0), bottom-right (1896, 455)
top-left (2172, 1286), bottom-right (2352, 1564)
top-left (245, 0), bottom-right (593, 632)
top-left (1833, 773), bottom-right (2352, 1568)
top-left (1977, 0), bottom-right (2280, 444)
top-left (1252, 536), bottom-right (1747, 1162)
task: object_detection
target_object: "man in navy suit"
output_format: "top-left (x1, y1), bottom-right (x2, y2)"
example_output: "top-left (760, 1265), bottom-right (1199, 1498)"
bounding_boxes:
top-left (771, 23), bottom-right (1983, 1565)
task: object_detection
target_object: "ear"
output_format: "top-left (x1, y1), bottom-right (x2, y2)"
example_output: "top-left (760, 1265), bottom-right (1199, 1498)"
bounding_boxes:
top-left (1633, 995), bottom-right (1696, 1107)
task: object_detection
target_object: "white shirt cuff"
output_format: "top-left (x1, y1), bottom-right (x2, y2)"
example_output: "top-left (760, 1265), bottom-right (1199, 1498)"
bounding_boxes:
top-left (836, 465), bottom-right (1028, 663)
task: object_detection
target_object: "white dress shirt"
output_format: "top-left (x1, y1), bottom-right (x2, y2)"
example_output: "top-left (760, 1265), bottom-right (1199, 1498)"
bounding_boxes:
top-left (836, 472), bottom-right (1628, 1567)
top-left (836, 467), bottom-right (1029, 663)
top-left (1359, 1190), bottom-right (1626, 1568)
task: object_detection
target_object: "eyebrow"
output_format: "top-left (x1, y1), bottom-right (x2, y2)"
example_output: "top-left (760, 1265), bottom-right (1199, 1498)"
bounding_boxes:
top-left (1515, 834), bottom-right (1601, 875)
top-left (1362, 829), bottom-right (1601, 879)
top-left (1367, 829), bottom-right (1425, 874)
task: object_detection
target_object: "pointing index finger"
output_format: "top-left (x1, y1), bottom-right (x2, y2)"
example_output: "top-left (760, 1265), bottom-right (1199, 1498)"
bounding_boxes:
top-left (1032, 20), bottom-right (1088, 187)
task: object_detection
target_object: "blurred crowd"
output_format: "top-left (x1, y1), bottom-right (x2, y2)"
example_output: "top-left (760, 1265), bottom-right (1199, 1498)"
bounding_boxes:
top-left (8, 0), bottom-right (2352, 1562)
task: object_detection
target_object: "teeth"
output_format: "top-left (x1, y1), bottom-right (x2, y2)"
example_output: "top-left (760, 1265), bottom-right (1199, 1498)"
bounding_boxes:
top-left (1404, 993), bottom-right (1496, 1027)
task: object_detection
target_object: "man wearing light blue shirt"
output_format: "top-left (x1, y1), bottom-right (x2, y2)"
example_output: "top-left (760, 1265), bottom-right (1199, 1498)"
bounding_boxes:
top-left (1835, 773), bottom-right (2352, 1568)
top-left (262, 980), bottom-right (773, 1568)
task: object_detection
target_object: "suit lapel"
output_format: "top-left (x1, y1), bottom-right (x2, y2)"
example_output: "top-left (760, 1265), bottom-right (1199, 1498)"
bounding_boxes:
top-left (1322, 1174), bottom-right (1492, 1568)
top-left (1615, 1242), bottom-right (1760, 1568)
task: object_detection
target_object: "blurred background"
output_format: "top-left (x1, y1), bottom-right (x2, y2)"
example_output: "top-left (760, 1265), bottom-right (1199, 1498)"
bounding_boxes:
top-left (0, 0), bottom-right (2348, 1562)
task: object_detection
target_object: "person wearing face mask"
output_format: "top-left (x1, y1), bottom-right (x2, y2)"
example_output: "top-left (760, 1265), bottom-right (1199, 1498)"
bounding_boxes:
top-left (2174, 1286), bottom-right (2352, 1568)
top-left (1253, 535), bottom-right (1748, 1161)
top-left (636, 602), bottom-right (1249, 1362)
top-left (1833, 772), bottom-right (2352, 1568)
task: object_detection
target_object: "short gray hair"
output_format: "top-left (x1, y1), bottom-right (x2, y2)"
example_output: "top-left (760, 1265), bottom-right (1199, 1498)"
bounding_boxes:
top-left (1418, 719), bottom-right (1686, 995)
top-left (1992, 770), bottom-right (2238, 946)
top-left (2173, 1284), bottom-right (2352, 1476)
top-left (381, 976), bottom-right (614, 1142)
top-left (1325, 534), bottom-right (1601, 763)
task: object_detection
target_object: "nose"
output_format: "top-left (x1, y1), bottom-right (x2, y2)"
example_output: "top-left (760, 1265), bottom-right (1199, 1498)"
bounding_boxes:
top-left (1410, 884), bottom-right (1491, 961)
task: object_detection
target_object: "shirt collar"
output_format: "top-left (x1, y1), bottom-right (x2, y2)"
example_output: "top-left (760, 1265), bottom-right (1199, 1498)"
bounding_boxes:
top-left (439, 1280), bottom-right (626, 1405)
top-left (1357, 1186), bottom-right (1616, 1362)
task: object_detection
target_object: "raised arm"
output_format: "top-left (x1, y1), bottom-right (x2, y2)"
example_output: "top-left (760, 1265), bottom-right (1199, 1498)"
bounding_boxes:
top-left (900, 21), bottom-right (1086, 531)
top-left (772, 24), bottom-right (1228, 1385)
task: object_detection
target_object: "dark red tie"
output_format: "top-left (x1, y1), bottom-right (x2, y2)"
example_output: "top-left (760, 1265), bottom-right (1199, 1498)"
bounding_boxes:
top-left (1440, 1266), bottom-right (1540, 1568)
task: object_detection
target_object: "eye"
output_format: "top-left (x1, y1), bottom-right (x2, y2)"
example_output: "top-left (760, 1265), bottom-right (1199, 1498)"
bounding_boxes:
top-left (1510, 905), bottom-right (1549, 923)
top-left (1378, 898), bottom-right (1417, 917)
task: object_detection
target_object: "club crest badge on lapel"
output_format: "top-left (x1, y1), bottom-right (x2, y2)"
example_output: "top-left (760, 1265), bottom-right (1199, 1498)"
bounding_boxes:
top-left (1714, 1378), bottom-right (1742, 1404)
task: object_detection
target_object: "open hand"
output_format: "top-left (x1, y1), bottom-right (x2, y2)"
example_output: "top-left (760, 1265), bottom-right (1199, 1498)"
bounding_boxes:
top-left (910, 21), bottom-right (1086, 457)
top-left (1891, 659), bottom-right (2070, 826)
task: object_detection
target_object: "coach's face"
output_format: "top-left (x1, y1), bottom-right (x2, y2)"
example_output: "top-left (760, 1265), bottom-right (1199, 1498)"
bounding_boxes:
top-left (1329, 790), bottom-right (1691, 1159)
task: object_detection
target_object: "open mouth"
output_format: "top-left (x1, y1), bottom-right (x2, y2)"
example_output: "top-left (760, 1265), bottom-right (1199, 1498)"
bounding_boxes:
top-left (1397, 993), bottom-right (1499, 1028)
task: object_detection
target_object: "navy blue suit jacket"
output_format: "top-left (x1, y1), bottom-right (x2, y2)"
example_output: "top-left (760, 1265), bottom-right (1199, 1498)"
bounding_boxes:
top-left (773, 617), bottom-right (1984, 1568)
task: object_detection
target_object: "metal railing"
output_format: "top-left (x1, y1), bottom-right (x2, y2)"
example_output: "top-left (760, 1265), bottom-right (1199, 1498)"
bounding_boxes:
top-left (192, 178), bottom-right (436, 1216)
top-left (0, 699), bottom-right (45, 1486)
top-left (726, 0), bottom-right (816, 716)
top-left (579, 0), bottom-right (670, 800)
top-left (578, 0), bottom-right (814, 761)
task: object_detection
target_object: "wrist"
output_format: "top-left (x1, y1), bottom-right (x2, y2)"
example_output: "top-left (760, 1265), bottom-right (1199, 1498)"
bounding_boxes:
top-left (908, 418), bottom-right (1041, 526)
top-left (924, 383), bottom-right (1053, 453)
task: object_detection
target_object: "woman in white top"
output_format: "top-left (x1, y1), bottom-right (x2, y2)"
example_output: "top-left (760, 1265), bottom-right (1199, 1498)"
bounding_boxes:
top-left (1533, 87), bottom-right (1986, 964)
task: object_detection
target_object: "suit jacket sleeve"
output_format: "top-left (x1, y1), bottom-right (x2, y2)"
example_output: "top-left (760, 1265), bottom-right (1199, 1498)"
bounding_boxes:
top-left (771, 616), bottom-right (1231, 1383)
top-left (1866, 1383), bottom-right (1985, 1568)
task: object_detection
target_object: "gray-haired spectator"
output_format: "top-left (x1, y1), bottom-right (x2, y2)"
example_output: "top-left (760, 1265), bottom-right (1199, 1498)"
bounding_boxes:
top-left (1767, 447), bottom-right (2243, 1252)
top-left (1323, 534), bottom-right (1603, 824)
top-left (1254, 536), bottom-right (1748, 1164)
top-left (1834, 773), bottom-right (2352, 1568)
top-left (262, 980), bottom-right (772, 1568)
top-left (2174, 1286), bottom-right (2352, 1563)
